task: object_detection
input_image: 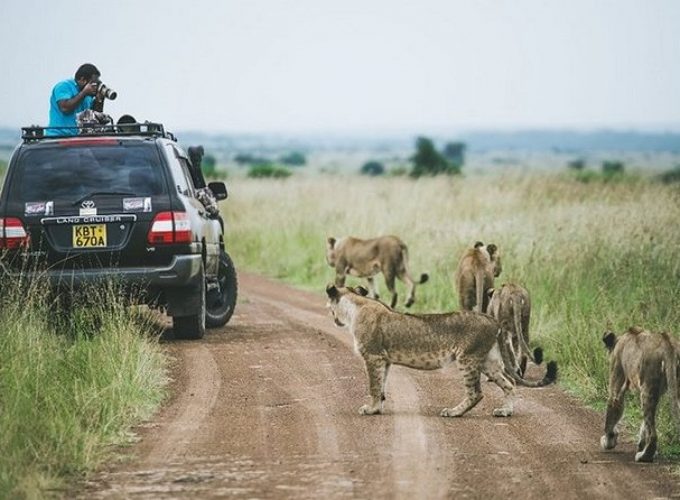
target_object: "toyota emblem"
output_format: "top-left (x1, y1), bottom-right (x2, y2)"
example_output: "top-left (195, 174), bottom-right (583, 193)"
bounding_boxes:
top-left (81, 200), bottom-right (96, 209)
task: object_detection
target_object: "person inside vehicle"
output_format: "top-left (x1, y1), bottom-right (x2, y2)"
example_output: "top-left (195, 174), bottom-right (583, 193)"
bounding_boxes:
top-left (47, 63), bottom-right (103, 136)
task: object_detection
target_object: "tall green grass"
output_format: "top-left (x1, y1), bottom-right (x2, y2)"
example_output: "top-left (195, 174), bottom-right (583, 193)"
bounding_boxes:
top-left (223, 172), bottom-right (680, 452)
top-left (0, 276), bottom-right (168, 498)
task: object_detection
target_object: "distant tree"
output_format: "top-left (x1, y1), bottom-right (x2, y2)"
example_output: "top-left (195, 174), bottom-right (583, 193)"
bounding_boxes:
top-left (659, 165), bottom-right (680, 184)
top-left (442, 141), bottom-right (466, 170)
top-left (410, 136), bottom-right (459, 177)
top-left (234, 153), bottom-right (271, 166)
top-left (247, 163), bottom-right (292, 179)
top-left (567, 158), bottom-right (586, 171)
top-left (602, 160), bottom-right (624, 176)
top-left (279, 151), bottom-right (307, 166)
top-left (360, 161), bottom-right (385, 176)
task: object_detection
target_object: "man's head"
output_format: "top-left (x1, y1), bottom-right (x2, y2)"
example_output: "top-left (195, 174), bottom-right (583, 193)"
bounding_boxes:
top-left (75, 63), bottom-right (101, 87)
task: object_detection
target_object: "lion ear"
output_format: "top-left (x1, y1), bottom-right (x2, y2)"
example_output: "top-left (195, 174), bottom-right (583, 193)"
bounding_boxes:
top-left (487, 244), bottom-right (498, 256)
top-left (602, 331), bottom-right (618, 351)
top-left (354, 286), bottom-right (369, 297)
top-left (327, 237), bottom-right (336, 249)
top-left (326, 284), bottom-right (339, 300)
top-left (474, 241), bottom-right (484, 248)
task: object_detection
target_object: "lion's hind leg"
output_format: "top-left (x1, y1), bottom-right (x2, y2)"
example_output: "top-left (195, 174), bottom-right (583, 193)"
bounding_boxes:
top-left (484, 344), bottom-right (516, 417)
top-left (601, 361), bottom-right (627, 451)
top-left (441, 358), bottom-right (483, 417)
top-left (635, 383), bottom-right (661, 462)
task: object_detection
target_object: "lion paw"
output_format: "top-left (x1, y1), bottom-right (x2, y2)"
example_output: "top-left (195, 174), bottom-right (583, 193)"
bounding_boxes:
top-left (359, 404), bottom-right (382, 415)
top-left (600, 433), bottom-right (618, 450)
top-left (634, 450), bottom-right (655, 463)
top-left (492, 407), bottom-right (513, 417)
top-left (440, 407), bottom-right (464, 418)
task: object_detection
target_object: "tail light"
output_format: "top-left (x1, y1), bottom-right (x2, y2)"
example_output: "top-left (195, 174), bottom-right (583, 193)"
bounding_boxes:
top-left (147, 211), bottom-right (192, 244)
top-left (0, 217), bottom-right (31, 249)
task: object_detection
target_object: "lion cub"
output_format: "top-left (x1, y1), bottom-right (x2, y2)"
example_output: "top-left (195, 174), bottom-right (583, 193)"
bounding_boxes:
top-left (455, 241), bottom-right (502, 313)
top-left (601, 327), bottom-right (680, 462)
top-left (326, 285), bottom-right (557, 418)
top-left (326, 235), bottom-right (428, 309)
top-left (486, 283), bottom-right (542, 377)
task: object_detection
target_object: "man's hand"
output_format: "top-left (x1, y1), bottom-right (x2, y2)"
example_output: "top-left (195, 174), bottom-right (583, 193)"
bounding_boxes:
top-left (83, 81), bottom-right (98, 96)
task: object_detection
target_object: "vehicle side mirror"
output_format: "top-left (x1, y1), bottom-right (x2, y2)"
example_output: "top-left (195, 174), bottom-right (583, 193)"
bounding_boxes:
top-left (209, 181), bottom-right (228, 201)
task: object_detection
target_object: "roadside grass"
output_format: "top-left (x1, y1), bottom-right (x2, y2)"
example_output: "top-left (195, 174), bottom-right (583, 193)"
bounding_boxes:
top-left (223, 172), bottom-right (680, 455)
top-left (0, 275), bottom-right (168, 498)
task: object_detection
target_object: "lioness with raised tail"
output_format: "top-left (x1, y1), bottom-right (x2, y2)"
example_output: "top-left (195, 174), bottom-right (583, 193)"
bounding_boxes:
top-left (326, 235), bottom-right (428, 308)
top-left (326, 285), bottom-right (557, 417)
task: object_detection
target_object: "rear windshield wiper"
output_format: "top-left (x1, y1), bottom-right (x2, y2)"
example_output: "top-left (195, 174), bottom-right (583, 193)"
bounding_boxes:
top-left (72, 191), bottom-right (136, 206)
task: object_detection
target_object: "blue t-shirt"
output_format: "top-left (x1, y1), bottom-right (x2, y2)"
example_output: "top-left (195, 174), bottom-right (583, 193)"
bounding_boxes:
top-left (46, 79), bottom-right (94, 136)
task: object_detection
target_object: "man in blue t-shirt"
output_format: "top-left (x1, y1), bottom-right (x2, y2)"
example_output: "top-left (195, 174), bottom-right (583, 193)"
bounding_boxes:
top-left (47, 63), bottom-right (102, 136)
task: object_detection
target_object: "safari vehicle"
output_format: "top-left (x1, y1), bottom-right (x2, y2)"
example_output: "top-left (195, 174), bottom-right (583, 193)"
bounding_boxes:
top-left (0, 123), bottom-right (237, 339)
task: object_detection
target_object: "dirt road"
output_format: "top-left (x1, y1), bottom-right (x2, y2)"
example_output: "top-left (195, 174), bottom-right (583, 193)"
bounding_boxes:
top-left (84, 272), bottom-right (679, 499)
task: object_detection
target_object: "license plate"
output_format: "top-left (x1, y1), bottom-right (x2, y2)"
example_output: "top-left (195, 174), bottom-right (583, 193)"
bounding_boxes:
top-left (72, 224), bottom-right (107, 248)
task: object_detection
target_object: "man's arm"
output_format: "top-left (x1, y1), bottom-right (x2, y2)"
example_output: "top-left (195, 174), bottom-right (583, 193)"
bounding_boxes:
top-left (57, 82), bottom-right (98, 114)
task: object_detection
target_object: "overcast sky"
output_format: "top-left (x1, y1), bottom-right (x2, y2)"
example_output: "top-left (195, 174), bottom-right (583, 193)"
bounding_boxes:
top-left (1, 0), bottom-right (679, 134)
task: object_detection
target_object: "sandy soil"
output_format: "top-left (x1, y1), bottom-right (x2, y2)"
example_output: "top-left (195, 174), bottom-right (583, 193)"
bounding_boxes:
top-left (82, 272), bottom-right (680, 499)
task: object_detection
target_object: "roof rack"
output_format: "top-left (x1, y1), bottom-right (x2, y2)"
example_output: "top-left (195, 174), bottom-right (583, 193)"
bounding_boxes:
top-left (21, 122), bottom-right (176, 143)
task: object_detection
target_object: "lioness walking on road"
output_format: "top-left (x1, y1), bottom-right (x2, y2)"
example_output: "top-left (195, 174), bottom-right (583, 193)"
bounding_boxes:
top-left (455, 241), bottom-right (502, 313)
top-left (325, 235), bottom-right (428, 308)
top-left (601, 327), bottom-right (680, 462)
top-left (486, 283), bottom-right (542, 377)
top-left (326, 285), bottom-right (557, 418)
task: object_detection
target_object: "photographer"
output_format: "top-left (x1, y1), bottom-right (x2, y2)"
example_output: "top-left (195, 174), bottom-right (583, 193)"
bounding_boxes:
top-left (46, 63), bottom-right (106, 136)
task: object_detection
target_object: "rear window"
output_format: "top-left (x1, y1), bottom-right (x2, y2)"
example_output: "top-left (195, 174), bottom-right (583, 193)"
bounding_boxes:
top-left (12, 143), bottom-right (166, 200)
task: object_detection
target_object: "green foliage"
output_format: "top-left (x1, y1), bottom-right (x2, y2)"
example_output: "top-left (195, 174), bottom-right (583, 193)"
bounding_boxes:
top-left (360, 161), bottom-right (385, 176)
top-left (602, 160), bottom-right (625, 176)
top-left (658, 165), bottom-right (680, 184)
top-left (0, 279), bottom-right (167, 497)
top-left (247, 163), bottom-right (292, 179)
top-left (279, 151), bottom-right (307, 166)
top-left (567, 158), bottom-right (586, 171)
top-left (410, 136), bottom-right (461, 177)
top-left (234, 153), bottom-right (270, 166)
top-left (442, 141), bottom-right (466, 169)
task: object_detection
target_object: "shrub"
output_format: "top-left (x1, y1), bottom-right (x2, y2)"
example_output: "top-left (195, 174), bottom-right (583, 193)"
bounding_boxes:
top-left (410, 136), bottom-right (461, 178)
top-left (234, 154), bottom-right (270, 166)
top-left (602, 160), bottom-right (625, 176)
top-left (658, 165), bottom-right (680, 184)
top-left (442, 141), bottom-right (466, 169)
top-left (360, 161), bottom-right (385, 176)
top-left (247, 163), bottom-right (292, 179)
top-left (568, 158), bottom-right (586, 171)
top-left (279, 152), bottom-right (307, 166)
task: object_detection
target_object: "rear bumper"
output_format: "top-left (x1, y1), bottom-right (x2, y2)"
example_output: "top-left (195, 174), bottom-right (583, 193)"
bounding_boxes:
top-left (10, 254), bottom-right (203, 289)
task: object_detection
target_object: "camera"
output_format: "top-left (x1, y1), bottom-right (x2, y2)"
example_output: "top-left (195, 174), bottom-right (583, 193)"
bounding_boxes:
top-left (94, 81), bottom-right (117, 100)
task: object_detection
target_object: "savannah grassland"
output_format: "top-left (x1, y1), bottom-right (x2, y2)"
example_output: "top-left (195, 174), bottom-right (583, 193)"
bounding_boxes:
top-left (0, 259), bottom-right (168, 495)
top-left (224, 170), bottom-right (680, 451)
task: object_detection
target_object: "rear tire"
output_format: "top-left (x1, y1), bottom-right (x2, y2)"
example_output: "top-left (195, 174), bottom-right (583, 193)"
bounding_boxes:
top-left (173, 264), bottom-right (206, 340)
top-left (206, 250), bottom-right (238, 328)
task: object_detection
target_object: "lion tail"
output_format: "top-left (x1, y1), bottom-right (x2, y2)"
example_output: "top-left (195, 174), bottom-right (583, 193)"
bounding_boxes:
top-left (512, 296), bottom-right (542, 365)
top-left (510, 360), bottom-right (558, 388)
